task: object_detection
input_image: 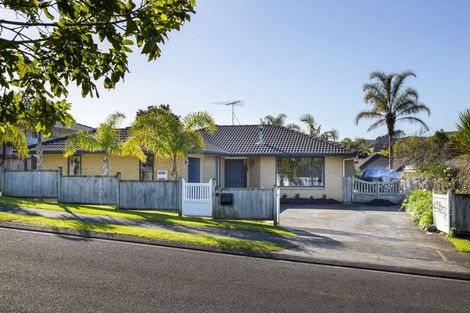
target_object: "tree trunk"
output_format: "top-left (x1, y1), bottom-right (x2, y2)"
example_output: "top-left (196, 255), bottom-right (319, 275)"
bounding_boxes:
top-left (171, 155), bottom-right (177, 180)
top-left (36, 131), bottom-right (43, 170)
top-left (103, 153), bottom-right (109, 176)
top-left (388, 129), bottom-right (394, 170)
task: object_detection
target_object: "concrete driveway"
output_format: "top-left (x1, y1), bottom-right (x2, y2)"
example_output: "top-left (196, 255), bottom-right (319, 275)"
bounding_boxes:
top-left (280, 204), bottom-right (470, 275)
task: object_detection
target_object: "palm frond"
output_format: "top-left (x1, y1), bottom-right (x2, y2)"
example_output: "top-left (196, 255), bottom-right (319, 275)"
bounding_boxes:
top-left (391, 70), bottom-right (416, 101)
top-left (0, 124), bottom-right (28, 159)
top-left (366, 119), bottom-right (387, 132)
top-left (396, 116), bottom-right (429, 131)
top-left (355, 111), bottom-right (384, 125)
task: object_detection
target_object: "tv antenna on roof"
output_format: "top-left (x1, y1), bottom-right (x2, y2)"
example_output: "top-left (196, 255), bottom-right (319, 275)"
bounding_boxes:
top-left (211, 100), bottom-right (245, 125)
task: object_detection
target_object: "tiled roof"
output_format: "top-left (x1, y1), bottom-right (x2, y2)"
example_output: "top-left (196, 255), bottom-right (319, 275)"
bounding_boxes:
top-left (29, 128), bottom-right (130, 153)
top-left (33, 125), bottom-right (359, 157)
top-left (201, 125), bottom-right (358, 156)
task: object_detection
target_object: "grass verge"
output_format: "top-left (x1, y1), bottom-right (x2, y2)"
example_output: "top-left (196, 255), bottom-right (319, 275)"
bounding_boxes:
top-left (0, 197), bottom-right (296, 237)
top-left (0, 212), bottom-right (291, 252)
top-left (449, 237), bottom-right (470, 253)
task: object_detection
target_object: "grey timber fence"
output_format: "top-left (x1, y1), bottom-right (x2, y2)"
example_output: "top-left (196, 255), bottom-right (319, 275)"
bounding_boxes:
top-left (118, 180), bottom-right (179, 210)
top-left (214, 187), bottom-right (280, 224)
top-left (2, 169), bottom-right (59, 198)
top-left (60, 175), bottom-right (119, 204)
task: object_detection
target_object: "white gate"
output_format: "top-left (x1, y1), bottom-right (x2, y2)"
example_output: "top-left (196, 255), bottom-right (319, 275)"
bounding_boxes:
top-left (181, 178), bottom-right (213, 216)
top-left (432, 192), bottom-right (451, 233)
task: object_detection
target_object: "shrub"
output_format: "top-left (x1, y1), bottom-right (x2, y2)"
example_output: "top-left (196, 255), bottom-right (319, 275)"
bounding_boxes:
top-left (402, 190), bottom-right (433, 229)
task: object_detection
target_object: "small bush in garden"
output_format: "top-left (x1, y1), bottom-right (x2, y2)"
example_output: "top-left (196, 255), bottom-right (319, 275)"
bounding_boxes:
top-left (402, 190), bottom-right (433, 229)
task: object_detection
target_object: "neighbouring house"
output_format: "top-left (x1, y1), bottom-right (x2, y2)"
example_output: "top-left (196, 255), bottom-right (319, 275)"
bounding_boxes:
top-left (33, 125), bottom-right (361, 201)
top-left (355, 153), bottom-right (410, 174)
top-left (1, 122), bottom-right (93, 170)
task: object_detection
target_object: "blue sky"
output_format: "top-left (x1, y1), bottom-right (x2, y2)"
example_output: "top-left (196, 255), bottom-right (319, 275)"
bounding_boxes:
top-left (67, 0), bottom-right (470, 139)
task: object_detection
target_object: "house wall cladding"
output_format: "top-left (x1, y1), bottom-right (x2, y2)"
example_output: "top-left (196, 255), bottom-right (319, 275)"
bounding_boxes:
top-left (119, 181), bottom-right (178, 210)
top-left (60, 176), bottom-right (119, 204)
top-left (2, 170), bottom-right (58, 198)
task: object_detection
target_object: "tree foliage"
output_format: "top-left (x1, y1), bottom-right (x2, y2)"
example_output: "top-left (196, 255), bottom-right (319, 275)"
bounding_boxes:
top-left (0, 123), bottom-right (28, 163)
top-left (299, 113), bottom-right (338, 141)
top-left (340, 137), bottom-right (370, 153)
top-left (130, 105), bottom-right (216, 179)
top-left (0, 0), bottom-right (195, 129)
top-left (65, 112), bottom-right (145, 176)
top-left (356, 71), bottom-right (430, 169)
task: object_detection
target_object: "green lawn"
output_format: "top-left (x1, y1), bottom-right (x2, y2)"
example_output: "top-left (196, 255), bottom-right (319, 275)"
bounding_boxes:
top-left (0, 196), bottom-right (296, 237)
top-left (0, 212), bottom-right (290, 252)
top-left (449, 237), bottom-right (470, 253)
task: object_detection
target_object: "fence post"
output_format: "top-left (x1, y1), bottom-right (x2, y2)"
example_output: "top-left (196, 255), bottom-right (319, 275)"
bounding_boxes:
top-left (0, 166), bottom-right (4, 195)
top-left (273, 186), bottom-right (280, 226)
top-left (178, 179), bottom-right (184, 217)
top-left (57, 167), bottom-right (62, 202)
top-left (116, 172), bottom-right (121, 209)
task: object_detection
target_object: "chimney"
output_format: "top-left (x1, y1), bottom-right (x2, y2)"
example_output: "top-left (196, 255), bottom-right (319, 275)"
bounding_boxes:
top-left (257, 125), bottom-right (264, 145)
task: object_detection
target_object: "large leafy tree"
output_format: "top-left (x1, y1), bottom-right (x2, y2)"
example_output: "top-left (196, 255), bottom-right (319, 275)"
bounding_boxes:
top-left (0, 0), bottom-right (195, 129)
top-left (355, 71), bottom-right (431, 169)
top-left (65, 112), bottom-right (145, 176)
top-left (130, 105), bottom-right (216, 180)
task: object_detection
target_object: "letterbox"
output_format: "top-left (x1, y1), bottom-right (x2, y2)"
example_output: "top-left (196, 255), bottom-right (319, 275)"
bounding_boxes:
top-left (220, 193), bottom-right (233, 205)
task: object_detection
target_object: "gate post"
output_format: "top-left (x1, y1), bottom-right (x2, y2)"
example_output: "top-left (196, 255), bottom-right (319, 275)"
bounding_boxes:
top-left (273, 187), bottom-right (280, 226)
top-left (178, 179), bottom-right (184, 217)
top-left (375, 180), bottom-right (379, 200)
top-left (211, 179), bottom-right (217, 219)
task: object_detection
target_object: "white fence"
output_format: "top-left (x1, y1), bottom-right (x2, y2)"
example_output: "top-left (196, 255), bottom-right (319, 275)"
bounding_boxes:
top-left (181, 179), bottom-right (213, 217)
top-left (343, 177), bottom-right (404, 203)
top-left (433, 191), bottom-right (470, 234)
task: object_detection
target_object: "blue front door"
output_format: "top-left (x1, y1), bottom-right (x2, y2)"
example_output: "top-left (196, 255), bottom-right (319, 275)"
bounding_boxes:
top-left (224, 159), bottom-right (247, 187)
top-left (188, 157), bottom-right (200, 183)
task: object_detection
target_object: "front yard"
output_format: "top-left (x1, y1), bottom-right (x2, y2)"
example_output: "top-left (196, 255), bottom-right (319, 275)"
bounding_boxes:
top-left (0, 196), bottom-right (295, 252)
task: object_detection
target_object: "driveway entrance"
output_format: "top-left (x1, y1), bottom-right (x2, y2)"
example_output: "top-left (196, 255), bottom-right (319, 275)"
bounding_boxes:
top-left (280, 204), bottom-right (469, 269)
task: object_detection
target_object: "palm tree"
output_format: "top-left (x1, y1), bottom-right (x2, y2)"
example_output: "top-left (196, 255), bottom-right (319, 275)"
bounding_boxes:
top-left (130, 105), bottom-right (217, 180)
top-left (299, 114), bottom-right (339, 141)
top-left (261, 114), bottom-right (287, 126)
top-left (64, 112), bottom-right (145, 176)
top-left (452, 109), bottom-right (470, 156)
top-left (355, 71), bottom-right (430, 169)
top-left (0, 124), bottom-right (28, 167)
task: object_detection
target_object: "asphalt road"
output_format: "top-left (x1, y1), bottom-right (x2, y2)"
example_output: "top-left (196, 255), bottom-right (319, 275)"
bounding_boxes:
top-left (0, 228), bottom-right (469, 313)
